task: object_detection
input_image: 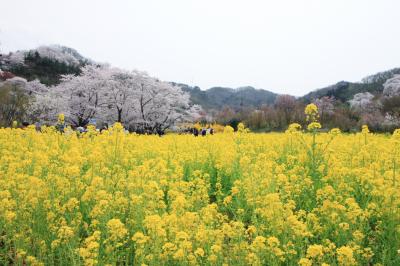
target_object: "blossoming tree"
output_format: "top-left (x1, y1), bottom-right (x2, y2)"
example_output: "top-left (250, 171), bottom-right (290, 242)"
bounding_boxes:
top-left (47, 64), bottom-right (201, 131)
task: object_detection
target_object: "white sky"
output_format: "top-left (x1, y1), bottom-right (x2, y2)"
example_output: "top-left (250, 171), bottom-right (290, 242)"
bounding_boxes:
top-left (1, 0), bottom-right (400, 96)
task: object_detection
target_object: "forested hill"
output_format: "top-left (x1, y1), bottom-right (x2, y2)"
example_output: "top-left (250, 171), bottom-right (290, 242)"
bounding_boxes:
top-left (172, 83), bottom-right (278, 111)
top-left (301, 68), bottom-right (400, 103)
top-left (0, 45), bottom-right (90, 85)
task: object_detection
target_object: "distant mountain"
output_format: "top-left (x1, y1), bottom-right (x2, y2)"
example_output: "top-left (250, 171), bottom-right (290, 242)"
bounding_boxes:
top-left (173, 83), bottom-right (278, 111)
top-left (302, 68), bottom-right (400, 102)
top-left (177, 67), bottom-right (400, 110)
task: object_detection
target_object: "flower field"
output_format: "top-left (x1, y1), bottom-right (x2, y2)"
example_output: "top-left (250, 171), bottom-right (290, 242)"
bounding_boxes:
top-left (0, 124), bottom-right (399, 265)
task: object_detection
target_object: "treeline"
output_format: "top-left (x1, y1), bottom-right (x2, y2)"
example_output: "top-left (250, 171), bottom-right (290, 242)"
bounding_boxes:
top-left (210, 83), bottom-right (400, 133)
top-left (2, 45), bottom-right (400, 133)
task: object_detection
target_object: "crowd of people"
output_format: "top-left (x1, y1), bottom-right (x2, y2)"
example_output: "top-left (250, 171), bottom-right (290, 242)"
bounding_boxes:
top-left (189, 127), bottom-right (214, 137)
top-left (15, 118), bottom-right (216, 137)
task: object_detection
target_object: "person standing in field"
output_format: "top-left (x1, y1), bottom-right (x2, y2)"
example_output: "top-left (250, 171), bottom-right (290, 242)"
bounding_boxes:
top-left (55, 114), bottom-right (66, 133)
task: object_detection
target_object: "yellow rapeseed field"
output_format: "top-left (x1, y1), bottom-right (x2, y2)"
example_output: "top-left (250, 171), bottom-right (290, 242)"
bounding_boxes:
top-left (0, 107), bottom-right (399, 265)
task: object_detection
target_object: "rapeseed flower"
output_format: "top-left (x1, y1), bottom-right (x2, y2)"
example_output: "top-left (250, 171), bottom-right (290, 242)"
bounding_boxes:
top-left (0, 125), bottom-right (398, 265)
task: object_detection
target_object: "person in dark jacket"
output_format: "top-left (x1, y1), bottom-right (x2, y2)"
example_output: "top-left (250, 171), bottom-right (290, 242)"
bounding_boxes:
top-left (156, 128), bottom-right (164, 137)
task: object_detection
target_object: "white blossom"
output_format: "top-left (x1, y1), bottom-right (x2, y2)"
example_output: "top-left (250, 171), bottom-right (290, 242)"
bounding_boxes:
top-left (383, 74), bottom-right (400, 97)
top-left (348, 92), bottom-right (375, 111)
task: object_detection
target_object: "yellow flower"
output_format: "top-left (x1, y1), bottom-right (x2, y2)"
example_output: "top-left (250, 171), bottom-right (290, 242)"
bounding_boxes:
top-left (337, 246), bottom-right (356, 266)
top-left (306, 244), bottom-right (324, 258)
top-left (26, 256), bottom-right (44, 266)
top-left (208, 254), bottom-right (218, 263)
top-left (58, 113), bottom-right (65, 124)
top-left (223, 125), bottom-right (234, 134)
top-left (57, 225), bottom-right (74, 242)
top-left (162, 242), bottom-right (177, 253)
top-left (305, 103), bottom-right (319, 122)
top-left (352, 230), bottom-right (364, 242)
top-left (237, 123), bottom-right (250, 133)
top-left (5, 211), bottom-right (16, 222)
top-left (392, 128), bottom-right (400, 139)
top-left (286, 123), bottom-right (302, 133)
top-left (231, 186), bottom-right (239, 196)
top-left (132, 232), bottom-right (149, 245)
top-left (361, 125), bottom-right (370, 134)
top-left (187, 253), bottom-right (196, 263)
top-left (79, 231), bottom-right (101, 266)
top-left (362, 247), bottom-right (374, 260)
top-left (223, 195), bottom-right (232, 206)
top-left (112, 122), bottom-right (124, 132)
top-left (298, 258), bottom-right (312, 266)
top-left (246, 225), bottom-right (257, 236)
top-left (267, 236), bottom-right (280, 247)
top-left (252, 236), bottom-right (266, 251)
top-left (173, 248), bottom-right (185, 260)
top-left (194, 248), bottom-right (205, 257)
top-left (307, 122), bottom-right (322, 131)
top-left (211, 244), bottom-right (222, 254)
top-left (106, 218), bottom-right (127, 245)
top-left (329, 128), bottom-right (341, 135)
top-left (0, 115), bottom-right (398, 265)
top-left (338, 222), bottom-right (349, 231)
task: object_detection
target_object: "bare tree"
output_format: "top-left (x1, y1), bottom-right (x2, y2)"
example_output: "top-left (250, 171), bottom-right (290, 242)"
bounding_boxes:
top-left (274, 94), bottom-right (296, 127)
top-left (314, 96), bottom-right (335, 125)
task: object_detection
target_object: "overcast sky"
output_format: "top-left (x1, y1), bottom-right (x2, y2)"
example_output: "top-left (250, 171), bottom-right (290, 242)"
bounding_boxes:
top-left (1, 0), bottom-right (399, 95)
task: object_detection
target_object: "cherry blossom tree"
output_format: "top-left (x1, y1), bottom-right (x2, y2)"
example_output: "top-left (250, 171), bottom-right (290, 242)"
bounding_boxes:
top-left (49, 64), bottom-right (201, 131)
top-left (382, 75), bottom-right (400, 126)
top-left (54, 64), bottom-right (111, 127)
top-left (383, 74), bottom-right (400, 97)
top-left (348, 92), bottom-right (376, 112)
top-left (101, 69), bottom-right (139, 124)
top-left (127, 73), bottom-right (201, 132)
top-left (26, 80), bottom-right (62, 124)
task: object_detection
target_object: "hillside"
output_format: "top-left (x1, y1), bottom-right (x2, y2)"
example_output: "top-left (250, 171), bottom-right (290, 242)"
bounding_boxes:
top-left (302, 68), bottom-right (400, 103)
top-left (173, 83), bottom-right (278, 111)
top-left (0, 45), bottom-right (90, 85)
